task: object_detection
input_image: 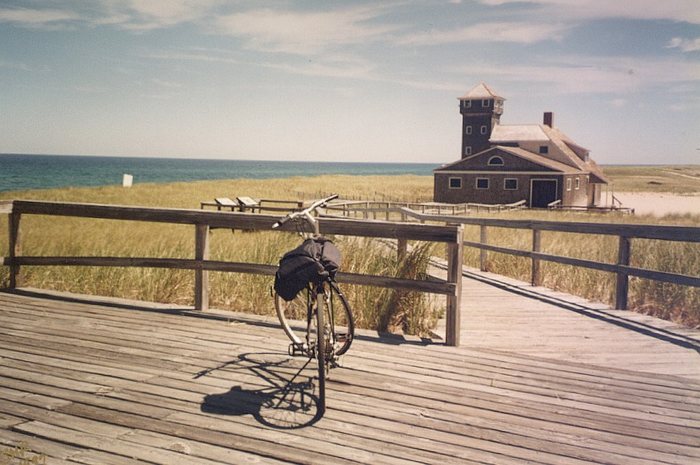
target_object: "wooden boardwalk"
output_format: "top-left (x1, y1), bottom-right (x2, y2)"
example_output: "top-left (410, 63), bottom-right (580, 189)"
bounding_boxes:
top-left (1, 277), bottom-right (700, 464)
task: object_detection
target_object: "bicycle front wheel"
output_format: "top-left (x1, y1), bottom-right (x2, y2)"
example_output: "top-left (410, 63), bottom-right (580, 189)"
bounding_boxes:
top-left (275, 281), bottom-right (354, 356)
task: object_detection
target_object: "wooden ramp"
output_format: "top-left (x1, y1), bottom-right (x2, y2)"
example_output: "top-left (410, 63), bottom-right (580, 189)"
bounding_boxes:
top-left (1, 286), bottom-right (700, 464)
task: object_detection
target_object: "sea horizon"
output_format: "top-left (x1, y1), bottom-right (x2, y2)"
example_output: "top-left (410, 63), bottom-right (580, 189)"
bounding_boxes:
top-left (0, 153), bottom-right (437, 193)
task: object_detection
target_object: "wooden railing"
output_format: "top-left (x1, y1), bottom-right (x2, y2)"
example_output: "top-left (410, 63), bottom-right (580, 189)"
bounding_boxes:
top-left (0, 200), bottom-right (464, 346)
top-left (400, 208), bottom-right (700, 310)
top-left (327, 199), bottom-right (526, 220)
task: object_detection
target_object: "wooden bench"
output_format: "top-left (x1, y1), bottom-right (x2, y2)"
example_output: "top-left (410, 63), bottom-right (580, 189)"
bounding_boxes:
top-left (200, 197), bottom-right (237, 211)
top-left (236, 196), bottom-right (260, 213)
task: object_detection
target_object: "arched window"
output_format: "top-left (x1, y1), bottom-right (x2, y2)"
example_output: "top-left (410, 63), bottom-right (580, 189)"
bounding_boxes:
top-left (487, 156), bottom-right (504, 166)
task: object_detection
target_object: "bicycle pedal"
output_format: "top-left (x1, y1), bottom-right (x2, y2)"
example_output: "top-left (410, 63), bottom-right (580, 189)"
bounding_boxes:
top-left (288, 343), bottom-right (307, 357)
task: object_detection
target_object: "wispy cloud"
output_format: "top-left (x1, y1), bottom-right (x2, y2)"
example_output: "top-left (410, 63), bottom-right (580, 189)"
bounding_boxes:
top-left (0, 7), bottom-right (80, 29)
top-left (455, 56), bottom-right (700, 94)
top-left (215, 5), bottom-right (401, 55)
top-left (666, 37), bottom-right (700, 53)
top-left (143, 47), bottom-right (241, 65)
top-left (394, 21), bottom-right (569, 45)
top-left (476, 0), bottom-right (700, 25)
top-left (0, 59), bottom-right (32, 71)
top-left (101, 0), bottom-right (223, 31)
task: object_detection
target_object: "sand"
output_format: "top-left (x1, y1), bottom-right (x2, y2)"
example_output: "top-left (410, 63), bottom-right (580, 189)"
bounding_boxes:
top-left (613, 192), bottom-right (700, 217)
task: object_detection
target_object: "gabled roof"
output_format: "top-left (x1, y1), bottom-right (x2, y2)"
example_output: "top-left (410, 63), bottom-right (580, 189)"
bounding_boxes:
top-left (459, 82), bottom-right (504, 101)
top-left (434, 146), bottom-right (580, 174)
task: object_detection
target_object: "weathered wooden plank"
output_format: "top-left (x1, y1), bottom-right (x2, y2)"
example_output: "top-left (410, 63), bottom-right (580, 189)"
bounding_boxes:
top-left (10, 200), bottom-right (461, 242)
top-left (13, 421), bottom-right (252, 465)
top-left (194, 223), bottom-right (210, 311)
top-left (0, 428), bottom-right (83, 464)
top-left (8, 257), bottom-right (456, 295)
top-left (2, 288), bottom-right (700, 465)
top-left (0, 199), bottom-right (13, 214)
top-left (8, 211), bottom-right (20, 288)
top-left (402, 207), bottom-right (700, 242)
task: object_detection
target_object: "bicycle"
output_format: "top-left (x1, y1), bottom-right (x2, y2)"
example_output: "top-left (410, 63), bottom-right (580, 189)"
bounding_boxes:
top-left (272, 194), bottom-right (355, 414)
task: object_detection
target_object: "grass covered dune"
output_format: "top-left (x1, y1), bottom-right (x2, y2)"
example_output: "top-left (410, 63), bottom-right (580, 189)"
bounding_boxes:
top-left (0, 175), bottom-right (440, 336)
top-left (1, 172), bottom-right (699, 331)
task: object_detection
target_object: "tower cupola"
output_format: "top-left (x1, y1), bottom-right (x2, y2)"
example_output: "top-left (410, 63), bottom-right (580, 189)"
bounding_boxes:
top-left (458, 83), bottom-right (505, 158)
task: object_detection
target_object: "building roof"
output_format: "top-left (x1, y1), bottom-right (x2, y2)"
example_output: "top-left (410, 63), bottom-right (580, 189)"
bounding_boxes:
top-left (490, 124), bottom-right (547, 142)
top-left (459, 82), bottom-right (504, 101)
top-left (434, 145), bottom-right (580, 174)
top-left (497, 146), bottom-right (581, 173)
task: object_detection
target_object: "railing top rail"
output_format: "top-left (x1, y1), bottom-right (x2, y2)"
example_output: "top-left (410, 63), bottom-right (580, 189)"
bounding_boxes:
top-left (8, 200), bottom-right (461, 243)
top-left (400, 207), bottom-right (700, 243)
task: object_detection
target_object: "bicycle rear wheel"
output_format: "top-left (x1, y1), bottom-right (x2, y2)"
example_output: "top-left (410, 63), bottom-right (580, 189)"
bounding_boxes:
top-left (315, 289), bottom-right (326, 415)
top-left (275, 281), bottom-right (354, 355)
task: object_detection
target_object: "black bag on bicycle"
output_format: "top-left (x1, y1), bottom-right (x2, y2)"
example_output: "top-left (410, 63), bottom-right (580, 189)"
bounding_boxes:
top-left (274, 237), bottom-right (341, 301)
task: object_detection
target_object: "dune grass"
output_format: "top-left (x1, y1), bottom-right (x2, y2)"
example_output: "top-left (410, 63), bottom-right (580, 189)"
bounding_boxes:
top-left (460, 209), bottom-right (700, 327)
top-left (1, 172), bottom-right (698, 330)
top-left (0, 175), bottom-right (438, 335)
top-left (604, 165), bottom-right (700, 194)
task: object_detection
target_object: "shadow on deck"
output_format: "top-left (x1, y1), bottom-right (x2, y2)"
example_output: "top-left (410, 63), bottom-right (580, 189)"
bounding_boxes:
top-left (1, 287), bottom-right (700, 464)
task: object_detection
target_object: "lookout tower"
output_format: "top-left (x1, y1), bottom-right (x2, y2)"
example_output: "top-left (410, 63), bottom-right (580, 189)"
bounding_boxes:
top-left (458, 83), bottom-right (504, 158)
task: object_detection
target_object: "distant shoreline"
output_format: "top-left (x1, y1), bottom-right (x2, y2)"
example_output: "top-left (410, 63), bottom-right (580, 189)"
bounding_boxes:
top-left (0, 154), bottom-right (434, 193)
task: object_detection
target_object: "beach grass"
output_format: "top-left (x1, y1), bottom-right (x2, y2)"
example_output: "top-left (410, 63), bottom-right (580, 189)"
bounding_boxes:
top-left (604, 165), bottom-right (700, 194)
top-left (1, 172), bottom-right (699, 330)
top-left (0, 175), bottom-right (438, 335)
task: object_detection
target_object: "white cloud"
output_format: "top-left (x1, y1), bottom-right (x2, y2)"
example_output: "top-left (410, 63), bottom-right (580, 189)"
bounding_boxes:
top-left (477, 0), bottom-right (700, 25)
top-left (394, 21), bottom-right (569, 46)
top-left (94, 0), bottom-right (222, 30)
top-left (215, 6), bottom-right (400, 55)
top-left (144, 48), bottom-right (240, 65)
top-left (666, 37), bottom-right (700, 53)
top-left (456, 56), bottom-right (700, 94)
top-left (0, 7), bottom-right (80, 28)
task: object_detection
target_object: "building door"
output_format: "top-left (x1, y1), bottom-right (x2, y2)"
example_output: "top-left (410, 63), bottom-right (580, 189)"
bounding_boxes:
top-left (530, 179), bottom-right (558, 207)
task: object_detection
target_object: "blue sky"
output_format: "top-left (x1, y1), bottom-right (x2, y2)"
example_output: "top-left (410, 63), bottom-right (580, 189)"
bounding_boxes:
top-left (0, 1), bottom-right (698, 165)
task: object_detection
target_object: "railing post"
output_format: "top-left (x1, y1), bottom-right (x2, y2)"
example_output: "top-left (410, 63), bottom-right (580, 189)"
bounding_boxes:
top-left (397, 237), bottom-right (407, 263)
top-left (531, 229), bottom-right (541, 286)
top-left (194, 223), bottom-right (210, 311)
top-left (616, 236), bottom-right (631, 310)
top-left (8, 212), bottom-right (21, 289)
top-left (479, 225), bottom-right (488, 272)
top-left (446, 225), bottom-right (463, 347)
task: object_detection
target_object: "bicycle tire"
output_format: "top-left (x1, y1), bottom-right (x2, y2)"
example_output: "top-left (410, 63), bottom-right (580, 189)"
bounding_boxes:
top-left (275, 281), bottom-right (354, 356)
top-left (315, 288), bottom-right (326, 415)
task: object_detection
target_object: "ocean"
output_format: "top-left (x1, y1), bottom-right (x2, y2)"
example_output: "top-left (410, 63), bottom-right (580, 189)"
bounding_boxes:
top-left (0, 154), bottom-right (436, 193)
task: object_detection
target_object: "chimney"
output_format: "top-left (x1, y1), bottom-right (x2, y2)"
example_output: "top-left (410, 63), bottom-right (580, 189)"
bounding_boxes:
top-left (543, 112), bottom-right (553, 127)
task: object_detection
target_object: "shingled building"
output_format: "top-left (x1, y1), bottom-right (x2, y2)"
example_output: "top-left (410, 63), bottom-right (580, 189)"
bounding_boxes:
top-left (434, 83), bottom-right (608, 207)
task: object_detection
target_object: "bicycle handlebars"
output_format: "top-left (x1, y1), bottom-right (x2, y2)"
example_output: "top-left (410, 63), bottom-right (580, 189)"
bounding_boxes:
top-left (271, 194), bottom-right (339, 230)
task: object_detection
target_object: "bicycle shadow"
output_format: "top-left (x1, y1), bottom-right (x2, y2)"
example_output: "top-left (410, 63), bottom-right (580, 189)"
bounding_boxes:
top-left (197, 352), bottom-right (323, 429)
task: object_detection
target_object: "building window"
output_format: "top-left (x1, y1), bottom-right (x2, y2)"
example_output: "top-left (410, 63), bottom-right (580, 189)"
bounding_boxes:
top-left (504, 178), bottom-right (518, 190)
top-left (449, 177), bottom-right (462, 189)
top-left (482, 99), bottom-right (490, 107)
top-left (463, 100), bottom-right (472, 109)
top-left (566, 178), bottom-right (572, 191)
top-left (476, 178), bottom-right (489, 189)
top-left (487, 156), bottom-right (504, 166)
top-left (466, 125), bottom-right (472, 135)
top-left (575, 177), bottom-right (580, 190)
top-left (539, 145), bottom-right (548, 154)
top-left (465, 146), bottom-right (472, 156)
top-left (480, 125), bottom-right (488, 135)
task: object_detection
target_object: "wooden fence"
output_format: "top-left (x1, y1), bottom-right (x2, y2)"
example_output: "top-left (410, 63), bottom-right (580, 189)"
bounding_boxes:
top-left (0, 200), bottom-right (464, 346)
top-left (400, 208), bottom-right (700, 310)
top-left (326, 199), bottom-right (526, 220)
